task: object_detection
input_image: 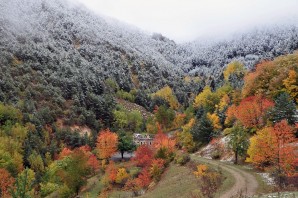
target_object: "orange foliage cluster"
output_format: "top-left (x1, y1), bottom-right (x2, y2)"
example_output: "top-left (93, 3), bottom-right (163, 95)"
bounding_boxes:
top-left (226, 95), bottom-right (274, 128)
top-left (0, 168), bottom-right (15, 197)
top-left (135, 168), bottom-right (152, 188)
top-left (59, 145), bottom-right (100, 173)
top-left (87, 154), bottom-right (100, 173)
top-left (150, 158), bottom-right (165, 170)
top-left (127, 126), bottom-right (174, 192)
top-left (247, 120), bottom-right (297, 175)
top-left (153, 125), bottom-right (176, 152)
top-left (105, 161), bottom-right (117, 183)
top-left (96, 129), bottom-right (118, 159)
top-left (79, 145), bottom-right (91, 153)
top-left (194, 164), bottom-right (208, 177)
top-left (124, 168), bottom-right (152, 192)
top-left (133, 145), bottom-right (154, 168)
top-left (242, 56), bottom-right (298, 98)
top-left (59, 148), bottom-right (73, 159)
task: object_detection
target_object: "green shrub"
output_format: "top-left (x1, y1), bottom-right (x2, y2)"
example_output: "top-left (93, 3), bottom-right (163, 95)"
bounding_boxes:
top-left (58, 185), bottom-right (74, 198)
top-left (0, 103), bottom-right (22, 125)
top-left (174, 152), bottom-right (190, 165)
top-left (116, 90), bottom-right (135, 102)
top-left (40, 182), bottom-right (59, 197)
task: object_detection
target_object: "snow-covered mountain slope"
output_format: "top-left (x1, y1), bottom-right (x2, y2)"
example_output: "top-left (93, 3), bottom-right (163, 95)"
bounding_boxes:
top-left (0, 0), bottom-right (187, 96)
top-left (182, 26), bottom-right (298, 84)
top-left (1, 0), bottom-right (298, 104)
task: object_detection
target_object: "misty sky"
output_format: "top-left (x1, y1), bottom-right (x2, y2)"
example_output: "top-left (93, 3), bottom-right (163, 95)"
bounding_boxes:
top-left (72, 0), bottom-right (298, 42)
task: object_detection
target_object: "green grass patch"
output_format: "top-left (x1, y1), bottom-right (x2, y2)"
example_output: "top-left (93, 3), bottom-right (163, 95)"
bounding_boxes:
top-left (140, 163), bottom-right (200, 198)
top-left (108, 190), bottom-right (134, 198)
top-left (79, 174), bottom-right (103, 198)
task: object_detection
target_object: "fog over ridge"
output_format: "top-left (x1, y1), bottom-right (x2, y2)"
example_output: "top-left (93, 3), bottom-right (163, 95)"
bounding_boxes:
top-left (70, 0), bottom-right (298, 42)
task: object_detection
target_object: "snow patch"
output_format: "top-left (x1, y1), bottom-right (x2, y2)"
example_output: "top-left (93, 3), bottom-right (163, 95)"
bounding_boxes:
top-left (257, 172), bottom-right (276, 186)
top-left (198, 136), bottom-right (234, 162)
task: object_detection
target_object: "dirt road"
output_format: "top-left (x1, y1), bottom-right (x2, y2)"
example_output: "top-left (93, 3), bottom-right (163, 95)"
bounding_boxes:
top-left (192, 155), bottom-right (258, 198)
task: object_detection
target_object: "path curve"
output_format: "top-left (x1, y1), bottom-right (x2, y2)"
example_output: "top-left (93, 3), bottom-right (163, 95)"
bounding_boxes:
top-left (192, 155), bottom-right (258, 198)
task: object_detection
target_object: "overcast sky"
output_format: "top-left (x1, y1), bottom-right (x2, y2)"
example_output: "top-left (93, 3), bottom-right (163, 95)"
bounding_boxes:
top-left (72, 0), bottom-right (298, 42)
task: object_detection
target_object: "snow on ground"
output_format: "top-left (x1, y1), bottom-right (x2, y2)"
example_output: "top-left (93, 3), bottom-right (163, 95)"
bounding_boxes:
top-left (198, 136), bottom-right (234, 162)
top-left (256, 191), bottom-right (298, 198)
top-left (257, 172), bottom-right (276, 186)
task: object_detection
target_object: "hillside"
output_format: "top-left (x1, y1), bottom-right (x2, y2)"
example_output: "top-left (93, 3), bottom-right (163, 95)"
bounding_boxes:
top-left (0, 0), bottom-right (297, 197)
top-left (0, 0), bottom-right (196, 129)
top-left (1, 0), bottom-right (298, 115)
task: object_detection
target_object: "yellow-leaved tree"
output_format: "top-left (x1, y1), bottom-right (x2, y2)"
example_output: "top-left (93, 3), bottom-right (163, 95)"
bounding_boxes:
top-left (223, 61), bottom-right (246, 81)
top-left (193, 164), bottom-right (208, 177)
top-left (154, 85), bottom-right (180, 109)
top-left (283, 70), bottom-right (298, 103)
top-left (193, 86), bottom-right (219, 112)
top-left (115, 168), bottom-right (129, 184)
top-left (207, 113), bottom-right (222, 130)
top-left (177, 118), bottom-right (196, 152)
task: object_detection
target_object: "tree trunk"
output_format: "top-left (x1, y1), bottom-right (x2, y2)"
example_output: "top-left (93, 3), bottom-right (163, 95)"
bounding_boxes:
top-left (121, 151), bottom-right (124, 159)
top-left (234, 149), bottom-right (238, 164)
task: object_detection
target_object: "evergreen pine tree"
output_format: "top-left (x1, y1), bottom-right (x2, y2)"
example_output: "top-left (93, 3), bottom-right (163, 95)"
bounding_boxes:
top-left (191, 113), bottom-right (214, 144)
top-left (270, 93), bottom-right (297, 125)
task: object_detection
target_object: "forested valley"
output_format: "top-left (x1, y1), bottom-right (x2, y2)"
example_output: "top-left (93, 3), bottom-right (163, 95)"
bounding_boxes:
top-left (0, 0), bottom-right (297, 197)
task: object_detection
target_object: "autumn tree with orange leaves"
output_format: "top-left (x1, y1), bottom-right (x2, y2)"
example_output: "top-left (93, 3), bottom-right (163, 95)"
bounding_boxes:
top-left (134, 145), bottom-right (154, 168)
top-left (225, 95), bottom-right (274, 129)
top-left (59, 148), bottom-right (73, 159)
top-left (87, 154), bottom-right (100, 175)
top-left (242, 53), bottom-right (298, 99)
top-left (0, 168), bottom-right (15, 197)
top-left (153, 128), bottom-right (176, 152)
top-left (96, 129), bottom-right (118, 159)
top-left (125, 168), bottom-right (152, 195)
top-left (136, 168), bottom-right (151, 188)
top-left (105, 161), bottom-right (117, 183)
top-left (246, 120), bottom-right (297, 187)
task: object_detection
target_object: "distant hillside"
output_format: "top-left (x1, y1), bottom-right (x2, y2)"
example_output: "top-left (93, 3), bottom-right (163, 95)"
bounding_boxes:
top-left (182, 26), bottom-right (298, 86)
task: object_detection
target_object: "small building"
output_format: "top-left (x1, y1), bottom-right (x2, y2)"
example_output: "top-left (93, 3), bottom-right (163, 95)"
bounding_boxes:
top-left (133, 133), bottom-right (154, 146)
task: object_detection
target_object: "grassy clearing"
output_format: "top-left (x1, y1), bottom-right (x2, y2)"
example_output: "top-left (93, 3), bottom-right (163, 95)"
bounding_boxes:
top-left (190, 155), bottom-right (236, 198)
top-left (108, 190), bottom-right (134, 198)
top-left (79, 174), bottom-right (103, 198)
top-left (107, 162), bottom-right (200, 198)
top-left (140, 163), bottom-right (199, 198)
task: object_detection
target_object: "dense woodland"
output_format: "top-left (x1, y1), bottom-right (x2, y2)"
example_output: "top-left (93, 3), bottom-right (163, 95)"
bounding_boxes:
top-left (0, 0), bottom-right (297, 197)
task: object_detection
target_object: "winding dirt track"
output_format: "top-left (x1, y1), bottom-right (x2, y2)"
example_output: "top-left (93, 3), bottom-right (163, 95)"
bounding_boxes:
top-left (193, 156), bottom-right (258, 198)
